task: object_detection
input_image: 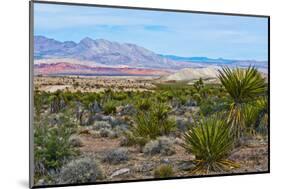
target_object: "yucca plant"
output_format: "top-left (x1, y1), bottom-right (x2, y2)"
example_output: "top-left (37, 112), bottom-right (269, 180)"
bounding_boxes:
top-left (103, 100), bottom-right (117, 115)
top-left (130, 102), bottom-right (176, 145)
top-left (242, 104), bottom-right (260, 134)
top-left (182, 117), bottom-right (239, 174)
top-left (218, 66), bottom-right (266, 138)
top-left (253, 97), bottom-right (269, 134)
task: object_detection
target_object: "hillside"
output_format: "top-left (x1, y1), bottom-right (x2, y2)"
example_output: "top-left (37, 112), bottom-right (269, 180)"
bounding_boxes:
top-left (160, 67), bottom-right (219, 81)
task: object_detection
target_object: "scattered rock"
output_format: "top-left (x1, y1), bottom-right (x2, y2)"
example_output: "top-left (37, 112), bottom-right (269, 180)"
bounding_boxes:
top-left (135, 163), bottom-right (154, 172)
top-left (161, 158), bottom-right (170, 164)
top-left (36, 179), bottom-right (45, 186)
top-left (178, 161), bottom-right (196, 171)
top-left (110, 168), bottom-right (130, 178)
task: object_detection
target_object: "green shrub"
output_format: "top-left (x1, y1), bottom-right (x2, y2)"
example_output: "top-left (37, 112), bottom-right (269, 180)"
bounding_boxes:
top-left (154, 165), bottom-right (174, 178)
top-left (57, 156), bottom-right (103, 184)
top-left (241, 97), bottom-right (268, 135)
top-left (112, 92), bottom-right (128, 101)
top-left (182, 116), bottom-right (239, 174)
top-left (34, 126), bottom-right (77, 175)
top-left (135, 98), bottom-right (151, 111)
top-left (131, 102), bottom-right (176, 144)
top-left (103, 100), bottom-right (117, 115)
top-left (34, 117), bottom-right (78, 177)
top-left (199, 97), bottom-right (230, 116)
top-left (120, 131), bottom-right (148, 147)
top-left (193, 78), bottom-right (204, 92)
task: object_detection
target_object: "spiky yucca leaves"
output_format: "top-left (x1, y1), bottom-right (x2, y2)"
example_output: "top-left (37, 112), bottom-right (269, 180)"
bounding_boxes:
top-left (242, 104), bottom-right (259, 134)
top-left (218, 66), bottom-right (266, 103)
top-left (182, 117), bottom-right (239, 174)
top-left (236, 97), bottom-right (268, 136)
top-left (131, 102), bottom-right (176, 145)
top-left (103, 100), bottom-right (117, 115)
top-left (253, 97), bottom-right (269, 134)
top-left (218, 66), bottom-right (266, 138)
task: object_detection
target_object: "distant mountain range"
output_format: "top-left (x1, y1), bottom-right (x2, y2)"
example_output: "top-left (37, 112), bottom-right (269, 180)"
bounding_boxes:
top-left (34, 36), bottom-right (178, 69)
top-left (159, 55), bottom-right (234, 64)
top-left (160, 55), bottom-right (268, 71)
top-left (34, 36), bottom-right (268, 76)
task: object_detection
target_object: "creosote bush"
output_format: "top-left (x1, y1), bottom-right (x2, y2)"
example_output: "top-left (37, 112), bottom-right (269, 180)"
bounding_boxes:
top-left (34, 120), bottom-right (78, 177)
top-left (154, 165), bottom-right (174, 178)
top-left (69, 135), bottom-right (83, 147)
top-left (143, 136), bottom-right (175, 156)
top-left (57, 156), bottom-right (103, 184)
top-left (102, 148), bottom-right (129, 164)
top-left (99, 128), bottom-right (117, 138)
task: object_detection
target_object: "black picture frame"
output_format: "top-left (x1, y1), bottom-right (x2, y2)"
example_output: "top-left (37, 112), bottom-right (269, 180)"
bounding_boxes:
top-left (29, 1), bottom-right (270, 188)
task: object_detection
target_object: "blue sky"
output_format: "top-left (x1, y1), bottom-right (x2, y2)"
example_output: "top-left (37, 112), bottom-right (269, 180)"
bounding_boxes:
top-left (34, 3), bottom-right (268, 61)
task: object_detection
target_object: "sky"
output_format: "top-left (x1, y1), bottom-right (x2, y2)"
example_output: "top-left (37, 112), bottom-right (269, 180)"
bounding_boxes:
top-left (34, 3), bottom-right (268, 61)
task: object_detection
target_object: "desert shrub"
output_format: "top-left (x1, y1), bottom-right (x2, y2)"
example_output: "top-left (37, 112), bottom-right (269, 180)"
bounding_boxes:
top-left (253, 97), bottom-right (268, 134)
top-left (103, 100), bottom-right (117, 115)
top-left (135, 98), bottom-right (151, 111)
top-left (241, 97), bottom-right (268, 135)
top-left (199, 97), bottom-right (230, 116)
top-left (34, 91), bottom-right (45, 118)
top-left (143, 140), bottom-right (159, 155)
top-left (120, 131), bottom-right (148, 147)
top-left (57, 156), bottom-right (103, 184)
top-left (48, 90), bottom-right (66, 113)
top-left (143, 136), bottom-right (175, 156)
top-left (102, 148), bottom-right (129, 164)
top-left (154, 165), bottom-right (174, 178)
top-left (93, 121), bottom-right (111, 130)
top-left (193, 78), bottom-right (204, 93)
top-left (99, 128), bottom-right (116, 138)
top-left (182, 116), bottom-right (239, 174)
top-left (112, 92), bottom-right (128, 101)
top-left (131, 102), bottom-right (176, 144)
top-left (34, 124), bottom-right (78, 177)
top-left (69, 135), bottom-right (83, 147)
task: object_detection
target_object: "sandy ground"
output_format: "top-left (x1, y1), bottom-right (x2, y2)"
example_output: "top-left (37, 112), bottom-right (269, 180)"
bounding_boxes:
top-left (77, 133), bottom-right (268, 182)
